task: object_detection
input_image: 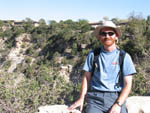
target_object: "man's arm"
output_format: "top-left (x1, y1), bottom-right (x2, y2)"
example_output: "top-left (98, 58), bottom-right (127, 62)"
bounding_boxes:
top-left (80, 71), bottom-right (92, 99)
top-left (109, 75), bottom-right (133, 113)
top-left (116, 75), bottom-right (133, 105)
top-left (68, 71), bottom-right (92, 111)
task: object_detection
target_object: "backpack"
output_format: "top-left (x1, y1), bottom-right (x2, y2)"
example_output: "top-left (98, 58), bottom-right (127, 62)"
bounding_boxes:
top-left (91, 47), bottom-right (126, 88)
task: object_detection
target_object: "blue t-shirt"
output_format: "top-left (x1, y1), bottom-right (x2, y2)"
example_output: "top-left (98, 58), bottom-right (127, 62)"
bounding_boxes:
top-left (83, 46), bottom-right (136, 92)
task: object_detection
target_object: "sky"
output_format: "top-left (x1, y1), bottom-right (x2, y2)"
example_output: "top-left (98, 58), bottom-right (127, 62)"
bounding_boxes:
top-left (0, 0), bottom-right (150, 23)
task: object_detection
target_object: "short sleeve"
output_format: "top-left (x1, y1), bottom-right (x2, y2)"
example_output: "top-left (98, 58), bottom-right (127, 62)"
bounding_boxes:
top-left (82, 51), bottom-right (94, 72)
top-left (123, 53), bottom-right (137, 76)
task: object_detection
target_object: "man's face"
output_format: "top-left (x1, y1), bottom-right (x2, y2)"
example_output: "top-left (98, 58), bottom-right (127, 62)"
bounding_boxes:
top-left (98, 27), bottom-right (118, 46)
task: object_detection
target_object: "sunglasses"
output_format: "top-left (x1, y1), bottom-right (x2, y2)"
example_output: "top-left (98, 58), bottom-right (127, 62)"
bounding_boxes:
top-left (99, 31), bottom-right (115, 37)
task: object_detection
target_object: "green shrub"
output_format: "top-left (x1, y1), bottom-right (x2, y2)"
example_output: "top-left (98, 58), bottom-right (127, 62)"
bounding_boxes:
top-left (3, 60), bottom-right (11, 71)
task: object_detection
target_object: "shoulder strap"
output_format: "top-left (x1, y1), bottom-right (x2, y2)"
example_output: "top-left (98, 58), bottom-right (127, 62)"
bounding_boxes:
top-left (119, 50), bottom-right (126, 68)
top-left (91, 47), bottom-right (101, 77)
top-left (116, 49), bottom-right (126, 88)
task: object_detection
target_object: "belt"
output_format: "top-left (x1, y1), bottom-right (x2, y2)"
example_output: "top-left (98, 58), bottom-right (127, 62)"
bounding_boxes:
top-left (89, 89), bottom-right (121, 94)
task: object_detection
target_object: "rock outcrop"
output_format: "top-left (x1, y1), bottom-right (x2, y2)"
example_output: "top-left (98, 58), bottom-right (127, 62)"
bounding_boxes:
top-left (7, 33), bottom-right (31, 72)
top-left (38, 105), bottom-right (81, 113)
top-left (126, 96), bottom-right (150, 113)
top-left (38, 96), bottom-right (150, 113)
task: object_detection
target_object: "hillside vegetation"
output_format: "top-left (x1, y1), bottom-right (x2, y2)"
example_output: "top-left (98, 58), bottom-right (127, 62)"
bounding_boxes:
top-left (0, 16), bottom-right (150, 112)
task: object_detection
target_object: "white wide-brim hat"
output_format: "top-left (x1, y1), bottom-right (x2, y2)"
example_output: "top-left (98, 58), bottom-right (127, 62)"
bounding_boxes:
top-left (94, 21), bottom-right (121, 38)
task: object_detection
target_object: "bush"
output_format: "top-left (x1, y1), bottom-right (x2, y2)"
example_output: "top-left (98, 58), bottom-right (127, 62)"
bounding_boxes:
top-left (0, 70), bottom-right (80, 112)
top-left (3, 60), bottom-right (11, 71)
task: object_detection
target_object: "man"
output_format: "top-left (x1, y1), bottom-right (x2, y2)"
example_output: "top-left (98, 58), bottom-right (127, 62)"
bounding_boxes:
top-left (68, 21), bottom-right (136, 113)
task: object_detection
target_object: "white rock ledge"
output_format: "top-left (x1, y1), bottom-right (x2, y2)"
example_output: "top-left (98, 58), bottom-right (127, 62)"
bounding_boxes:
top-left (38, 96), bottom-right (150, 113)
top-left (126, 96), bottom-right (150, 113)
top-left (38, 105), bottom-right (81, 113)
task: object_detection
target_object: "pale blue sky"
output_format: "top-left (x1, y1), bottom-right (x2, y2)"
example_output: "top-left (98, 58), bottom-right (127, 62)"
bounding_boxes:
top-left (0, 0), bottom-right (150, 22)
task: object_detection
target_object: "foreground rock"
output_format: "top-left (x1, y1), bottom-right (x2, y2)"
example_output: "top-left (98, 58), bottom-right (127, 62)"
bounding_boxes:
top-left (38, 96), bottom-right (150, 113)
top-left (38, 105), bottom-right (81, 113)
top-left (126, 96), bottom-right (150, 113)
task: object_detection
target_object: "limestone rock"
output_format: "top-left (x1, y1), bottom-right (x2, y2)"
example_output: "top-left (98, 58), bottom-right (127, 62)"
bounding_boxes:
top-left (38, 105), bottom-right (81, 113)
top-left (7, 33), bottom-right (31, 72)
top-left (126, 96), bottom-right (150, 113)
top-left (81, 44), bottom-right (87, 49)
top-left (59, 64), bottom-right (73, 82)
top-left (38, 96), bottom-right (150, 113)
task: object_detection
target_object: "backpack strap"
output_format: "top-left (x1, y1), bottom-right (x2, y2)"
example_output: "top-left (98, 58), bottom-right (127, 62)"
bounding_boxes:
top-left (116, 49), bottom-right (126, 88)
top-left (91, 47), bottom-right (101, 77)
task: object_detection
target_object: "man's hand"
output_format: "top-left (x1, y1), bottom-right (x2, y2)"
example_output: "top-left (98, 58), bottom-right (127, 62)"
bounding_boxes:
top-left (68, 72), bottom-right (91, 112)
top-left (68, 98), bottom-right (84, 112)
top-left (109, 103), bottom-right (121, 113)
